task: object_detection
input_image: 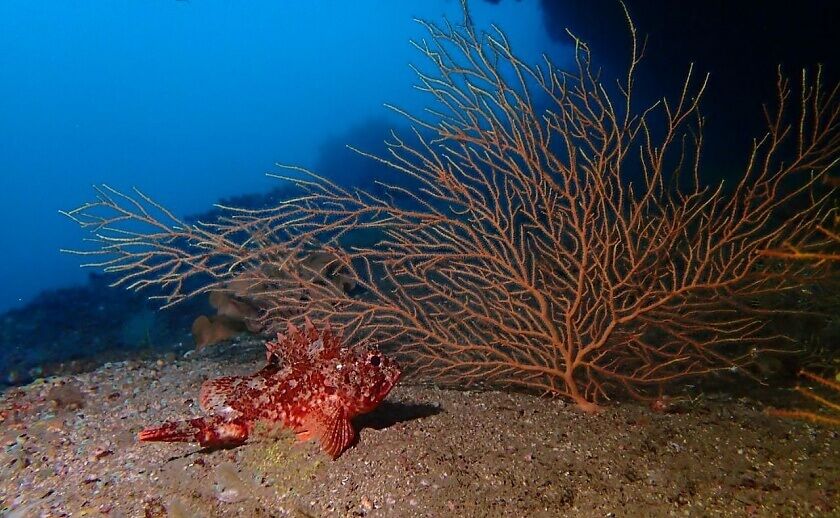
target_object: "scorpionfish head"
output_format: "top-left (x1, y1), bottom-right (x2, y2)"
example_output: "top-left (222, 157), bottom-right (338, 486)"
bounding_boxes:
top-left (329, 344), bottom-right (401, 417)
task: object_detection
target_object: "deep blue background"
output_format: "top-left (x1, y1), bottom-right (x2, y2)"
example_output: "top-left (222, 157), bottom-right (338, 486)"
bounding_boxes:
top-left (2, 1), bottom-right (837, 314)
top-left (0, 0), bottom-right (561, 312)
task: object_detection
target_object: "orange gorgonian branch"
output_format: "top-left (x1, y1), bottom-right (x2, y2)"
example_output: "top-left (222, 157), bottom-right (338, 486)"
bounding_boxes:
top-left (63, 6), bottom-right (840, 411)
top-left (767, 370), bottom-right (840, 427)
top-left (757, 66), bottom-right (840, 264)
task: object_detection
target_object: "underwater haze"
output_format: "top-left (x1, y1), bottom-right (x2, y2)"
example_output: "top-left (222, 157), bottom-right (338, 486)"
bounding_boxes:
top-left (0, 0), bottom-right (558, 314)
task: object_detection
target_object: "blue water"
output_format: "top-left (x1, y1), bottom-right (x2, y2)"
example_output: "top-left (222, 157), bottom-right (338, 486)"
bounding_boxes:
top-left (0, 0), bottom-right (561, 314)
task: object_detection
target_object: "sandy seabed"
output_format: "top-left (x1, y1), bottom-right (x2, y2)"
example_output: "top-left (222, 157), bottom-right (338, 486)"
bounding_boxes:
top-left (1, 339), bottom-right (837, 517)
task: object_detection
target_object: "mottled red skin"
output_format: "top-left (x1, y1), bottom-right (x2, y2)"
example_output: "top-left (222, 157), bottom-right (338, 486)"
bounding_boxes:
top-left (138, 320), bottom-right (401, 458)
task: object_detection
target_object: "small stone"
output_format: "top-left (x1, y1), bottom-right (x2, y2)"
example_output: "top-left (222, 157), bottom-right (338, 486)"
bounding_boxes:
top-left (95, 448), bottom-right (113, 460)
top-left (216, 488), bottom-right (243, 503)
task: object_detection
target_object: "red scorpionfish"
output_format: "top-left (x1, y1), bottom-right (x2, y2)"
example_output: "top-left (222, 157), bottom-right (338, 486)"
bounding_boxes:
top-left (138, 319), bottom-right (401, 458)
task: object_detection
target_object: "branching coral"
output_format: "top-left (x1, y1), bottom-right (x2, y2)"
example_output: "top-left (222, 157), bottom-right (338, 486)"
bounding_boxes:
top-left (767, 370), bottom-right (840, 427)
top-left (189, 250), bottom-right (355, 349)
top-left (757, 67), bottom-right (840, 265)
top-left (63, 6), bottom-right (840, 410)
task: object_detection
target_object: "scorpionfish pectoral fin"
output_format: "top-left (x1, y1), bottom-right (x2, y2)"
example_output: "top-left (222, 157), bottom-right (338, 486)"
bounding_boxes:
top-left (301, 398), bottom-right (355, 459)
top-left (137, 416), bottom-right (249, 448)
